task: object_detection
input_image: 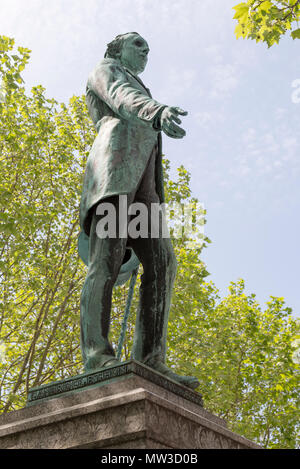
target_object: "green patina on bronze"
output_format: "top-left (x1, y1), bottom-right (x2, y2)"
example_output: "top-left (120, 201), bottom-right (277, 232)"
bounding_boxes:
top-left (26, 360), bottom-right (203, 407)
top-left (78, 32), bottom-right (200, 391)
top-left (79, 34), bottom-right (165, 237)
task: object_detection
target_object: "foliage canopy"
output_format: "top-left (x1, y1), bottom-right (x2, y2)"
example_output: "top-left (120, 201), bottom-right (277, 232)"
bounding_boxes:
top-left (233, 0), bottom-right (300, 47)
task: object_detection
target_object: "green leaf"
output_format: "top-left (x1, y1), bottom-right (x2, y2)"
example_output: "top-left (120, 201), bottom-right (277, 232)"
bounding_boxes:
top-left (291, 28), bottom-right (300, 39)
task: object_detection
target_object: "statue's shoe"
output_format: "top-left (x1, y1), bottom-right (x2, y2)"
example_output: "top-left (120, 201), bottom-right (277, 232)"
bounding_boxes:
top-left (84, 354), bottom-right (121, 373)
top-left (144, 359), bottom-right (200, 390)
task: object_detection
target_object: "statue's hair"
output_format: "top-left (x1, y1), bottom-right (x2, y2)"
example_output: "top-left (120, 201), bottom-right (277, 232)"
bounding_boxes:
top-left (104, 32), bottom-right (140, 59)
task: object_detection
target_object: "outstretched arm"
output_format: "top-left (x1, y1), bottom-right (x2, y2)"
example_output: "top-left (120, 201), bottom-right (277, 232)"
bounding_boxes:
top-left (88, 61), bottom-right (166, 125)
top-left (89, 60), bottom-right (188, 138)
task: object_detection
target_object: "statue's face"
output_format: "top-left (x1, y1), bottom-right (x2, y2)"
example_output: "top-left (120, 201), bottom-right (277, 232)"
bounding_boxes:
top-left (119, 34), bottom-right (150, 75)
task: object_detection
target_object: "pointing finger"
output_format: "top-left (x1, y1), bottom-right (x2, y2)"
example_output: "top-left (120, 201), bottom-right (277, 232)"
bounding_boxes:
top-left (173, 107), bottom-right (188, 116)
top-left (170, 114), bottom-right (182, 125)
top-left (163, 122), bottom-right (186, 138)
top-left (163, 127), bottom-right (184, 139)
top-left (167, 121), bottom-right (186, 136)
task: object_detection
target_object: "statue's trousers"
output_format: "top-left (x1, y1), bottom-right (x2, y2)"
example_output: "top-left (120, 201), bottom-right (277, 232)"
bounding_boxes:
top-left (80, 147), bottom-right (177, 370)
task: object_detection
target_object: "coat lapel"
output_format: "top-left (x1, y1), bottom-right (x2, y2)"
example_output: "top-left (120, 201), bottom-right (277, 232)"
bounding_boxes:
top-left (124, 68), bottom-right (152, 97)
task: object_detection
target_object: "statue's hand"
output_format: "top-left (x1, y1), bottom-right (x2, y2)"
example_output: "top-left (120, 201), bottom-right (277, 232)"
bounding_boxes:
top-left (160, 106), bottom-right (188, 139)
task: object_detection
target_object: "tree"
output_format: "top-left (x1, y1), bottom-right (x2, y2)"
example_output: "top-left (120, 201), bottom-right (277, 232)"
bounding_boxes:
top-left (0, 36), bottom-right (94, 411)
top-left (233, 1), bottom-right (300, 47)
top-left (168, 279), bottom-right (299, 448)
top-left (0, 36), bottom-right (299, 448)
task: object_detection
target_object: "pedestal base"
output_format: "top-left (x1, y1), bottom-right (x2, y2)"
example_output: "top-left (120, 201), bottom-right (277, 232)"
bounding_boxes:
top-left (0, 361), bottom-right (260, 449)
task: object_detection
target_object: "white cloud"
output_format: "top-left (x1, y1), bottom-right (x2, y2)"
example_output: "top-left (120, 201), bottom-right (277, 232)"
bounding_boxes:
top-left (275, 107), bottom-right (288, 120)
top-left (231, 124), bottom-right (300, 181)
top-left (195, 109), bottom-right (225, 129)
top-left (209, 62), bottom-right (240, 99)
top-left (204, 44), bottom-right (224, 65)
top-left (159, 67), bottom-right (201, 102)
top-left (242, 128), bottom-right (256, 144)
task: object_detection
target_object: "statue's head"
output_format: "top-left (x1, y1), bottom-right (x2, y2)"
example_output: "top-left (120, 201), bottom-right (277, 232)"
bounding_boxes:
top-left (105, 32), bottom-right (149, 75)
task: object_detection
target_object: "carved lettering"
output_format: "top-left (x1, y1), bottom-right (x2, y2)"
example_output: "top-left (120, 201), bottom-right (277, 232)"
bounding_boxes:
top-left (27, 361), bottom-right (203, 407)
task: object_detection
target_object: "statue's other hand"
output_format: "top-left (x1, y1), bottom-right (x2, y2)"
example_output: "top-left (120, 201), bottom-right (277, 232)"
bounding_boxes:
top-left (161, 106), bottom-right (188, 139)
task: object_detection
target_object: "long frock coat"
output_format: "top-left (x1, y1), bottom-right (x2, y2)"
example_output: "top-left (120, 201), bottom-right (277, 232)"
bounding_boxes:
top-left (79, 58), bottom-right (167, 236)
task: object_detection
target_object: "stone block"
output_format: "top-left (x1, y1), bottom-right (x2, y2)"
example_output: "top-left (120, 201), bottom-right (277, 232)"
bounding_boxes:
top-left (0, 360), bottom-right (260, 449)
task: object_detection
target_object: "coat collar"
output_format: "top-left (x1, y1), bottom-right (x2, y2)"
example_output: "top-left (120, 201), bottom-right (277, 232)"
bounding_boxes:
top-left (124, 68), bottom-right (152, 98)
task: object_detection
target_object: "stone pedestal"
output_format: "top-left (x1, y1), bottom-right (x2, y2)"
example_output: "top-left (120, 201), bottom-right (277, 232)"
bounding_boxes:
top-left (0, 360), bottom-right (260, 449)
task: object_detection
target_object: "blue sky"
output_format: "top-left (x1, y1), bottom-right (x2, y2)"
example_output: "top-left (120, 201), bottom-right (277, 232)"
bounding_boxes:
top-left (1, 0), bottom-right (299, 316)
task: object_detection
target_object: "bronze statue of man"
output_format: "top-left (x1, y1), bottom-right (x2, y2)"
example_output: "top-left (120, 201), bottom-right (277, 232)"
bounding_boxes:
top-left (79, 32), bottom-right (199, 389)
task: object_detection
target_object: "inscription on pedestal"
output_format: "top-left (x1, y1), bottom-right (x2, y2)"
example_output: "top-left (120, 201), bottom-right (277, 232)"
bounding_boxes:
top-left (27, 361), bottom-right (203, 407)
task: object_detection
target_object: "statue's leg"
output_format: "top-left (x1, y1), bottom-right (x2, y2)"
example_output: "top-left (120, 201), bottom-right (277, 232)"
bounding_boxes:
top-left (130, 233), bottom-right (177, 364)
top-left (130, 233), bottom-right (200, 390)
top-left (80, 197), bottom-right (128, 372)
top-left (128, 146), bottom-right (176, 364)
top-left (128, 145), bottom-right (200, 389)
